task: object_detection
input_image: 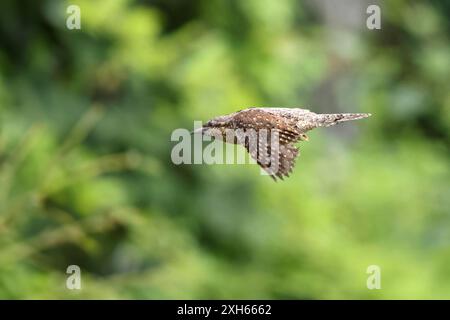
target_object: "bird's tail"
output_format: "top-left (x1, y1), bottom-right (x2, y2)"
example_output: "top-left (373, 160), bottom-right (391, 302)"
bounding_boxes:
top-left (314, 113), bottom-right (371, 127)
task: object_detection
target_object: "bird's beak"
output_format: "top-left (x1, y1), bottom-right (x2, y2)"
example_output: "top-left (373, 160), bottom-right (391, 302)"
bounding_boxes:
top-left (190, 127), bottom-right (205, 135)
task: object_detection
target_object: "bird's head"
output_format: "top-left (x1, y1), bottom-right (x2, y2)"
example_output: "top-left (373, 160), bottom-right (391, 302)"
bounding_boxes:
top-left (191, 114), bottom-right (233, 137)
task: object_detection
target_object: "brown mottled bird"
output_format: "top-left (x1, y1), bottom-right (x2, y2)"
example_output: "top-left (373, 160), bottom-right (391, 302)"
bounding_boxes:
top-left (193, 108), bottom-right (371, 181)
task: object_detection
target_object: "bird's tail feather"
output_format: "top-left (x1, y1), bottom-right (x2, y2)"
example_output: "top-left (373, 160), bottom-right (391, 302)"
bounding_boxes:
top-left (315, 113), bottom-right (371, 127)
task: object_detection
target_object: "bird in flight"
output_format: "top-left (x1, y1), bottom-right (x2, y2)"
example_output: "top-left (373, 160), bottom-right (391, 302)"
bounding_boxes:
top-left (193, 108), bottom-right (371, 181)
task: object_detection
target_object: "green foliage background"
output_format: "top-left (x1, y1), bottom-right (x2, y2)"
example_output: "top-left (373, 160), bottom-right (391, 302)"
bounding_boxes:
top-left (0, 0), bottom-right (449, 299)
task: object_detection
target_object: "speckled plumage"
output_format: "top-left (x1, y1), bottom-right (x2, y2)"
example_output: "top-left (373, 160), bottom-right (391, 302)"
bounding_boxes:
top-left (199, 107), bottom-right (371, 181)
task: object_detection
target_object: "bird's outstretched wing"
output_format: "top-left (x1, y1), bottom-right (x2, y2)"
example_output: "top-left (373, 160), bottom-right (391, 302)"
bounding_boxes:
top-left (231, 109), bottom-right (303, 180)
top-left (272, 143), bottom-right (300, 181)
top-left (241, 131), bottom-right (300, 181)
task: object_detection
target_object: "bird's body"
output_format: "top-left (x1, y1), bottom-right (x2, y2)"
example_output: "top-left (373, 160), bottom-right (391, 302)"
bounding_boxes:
top-left (196, 107), bottom-right (371, 180)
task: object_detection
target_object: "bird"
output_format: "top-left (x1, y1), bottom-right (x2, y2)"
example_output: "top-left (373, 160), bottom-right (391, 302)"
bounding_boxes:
top-left (193, 107), bottom-right (371, 181)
